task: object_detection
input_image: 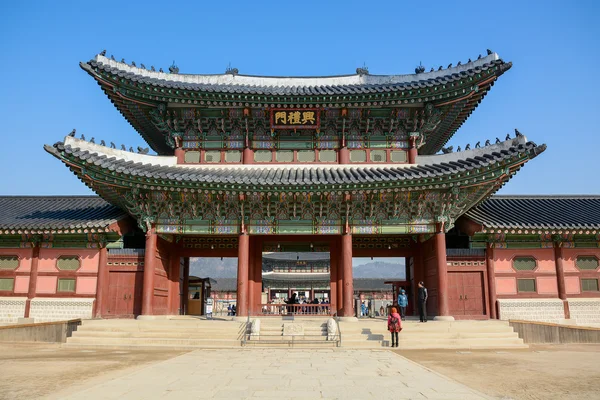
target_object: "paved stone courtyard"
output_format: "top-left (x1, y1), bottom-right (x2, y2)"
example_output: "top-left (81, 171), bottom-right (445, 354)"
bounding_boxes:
top-left (47, 349), bottom-right (488, 400)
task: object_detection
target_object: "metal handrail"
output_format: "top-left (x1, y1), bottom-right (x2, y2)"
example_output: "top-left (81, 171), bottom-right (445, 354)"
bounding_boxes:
top-left (259, 303), bottom-right (332, 316)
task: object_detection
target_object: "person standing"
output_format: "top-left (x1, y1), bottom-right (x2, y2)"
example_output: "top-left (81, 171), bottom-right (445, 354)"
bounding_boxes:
top-left (417, 281), bottom-right (428, 322)
top-left (397, 289), bottom-right (408, 321)
top-left (387, 307), bottom-right (402, 347)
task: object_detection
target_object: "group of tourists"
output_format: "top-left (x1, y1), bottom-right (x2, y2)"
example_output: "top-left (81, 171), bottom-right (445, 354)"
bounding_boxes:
top-left (283, 292), bottom-right (329, 314)
top-left (387, 281), bottom-right (428, 347)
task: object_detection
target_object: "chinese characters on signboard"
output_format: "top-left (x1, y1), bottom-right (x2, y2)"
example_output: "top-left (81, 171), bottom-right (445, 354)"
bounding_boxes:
top-left (270, 109), bottom-right (320, 130)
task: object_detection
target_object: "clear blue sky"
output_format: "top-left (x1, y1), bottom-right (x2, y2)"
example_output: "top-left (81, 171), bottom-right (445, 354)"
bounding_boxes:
top-left (0, 0), bottom-right (598, 195)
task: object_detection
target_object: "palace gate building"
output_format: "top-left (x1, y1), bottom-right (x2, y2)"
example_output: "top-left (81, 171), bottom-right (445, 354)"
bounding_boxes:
top-left (1, 51), bottom-right (599, 323)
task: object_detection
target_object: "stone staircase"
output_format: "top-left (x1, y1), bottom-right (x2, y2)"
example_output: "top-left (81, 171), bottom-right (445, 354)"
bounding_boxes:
top-left (64, 317), bottom-right (246, 350)
top-left (63, 317), bottom-right (527, 351)
top-left (339, 319), bottom-right (528, 349)
top-left (243, 317), bottom-right (339, 348)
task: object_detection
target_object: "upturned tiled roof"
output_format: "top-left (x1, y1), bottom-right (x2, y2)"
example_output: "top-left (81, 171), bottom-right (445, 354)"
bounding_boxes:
top-left (82, 53), bottom-right (508, 96)
top-left (44, 135), bottom-right (545, 192)
top-left (465, 196), bottom-right (600, 232)
top-left (0, 196), bottom-right (128, 234)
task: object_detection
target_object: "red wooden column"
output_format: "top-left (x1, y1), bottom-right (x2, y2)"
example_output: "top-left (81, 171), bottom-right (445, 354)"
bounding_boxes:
top-left (408, 133), bottom-right (419, 164)
top-left (486, 243), bottom-right (498, 319)
top-left (141, 227), bottom-right (157, 316)
top-left (24, 241), bottom-right (40, 318)
top-left (412, 243), bottom-right (424, 315)
top-left (329, 242), bottom-right (338, 314)
top-left (94, 245), bottom-right (109, 318)
top-left (182, 257), bottom-right (190, 315)
top-left (434, 231), bottom-right (452, 320)
top-left (168, 247), bottom-right (181, 315)
top-left (340, 233), bottom-right (354, 317)
top-left (554, 242), bottom-right (570, 319)
top-left (236, 233), bottom-right (250, 317)
top-left (253, 239), bottom-right (263, 315)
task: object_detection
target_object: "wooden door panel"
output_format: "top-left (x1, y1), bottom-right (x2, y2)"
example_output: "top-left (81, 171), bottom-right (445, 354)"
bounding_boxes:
top-left (462, 272), bottom-right (485, 316)
top-left (107, 271), bottom-right (143, 318)
top-left (448, 272), bottom-right (465, 315)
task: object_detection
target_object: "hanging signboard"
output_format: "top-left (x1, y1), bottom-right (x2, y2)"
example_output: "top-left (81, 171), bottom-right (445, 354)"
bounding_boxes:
top-left (270, 108), bottom-right (320, 130)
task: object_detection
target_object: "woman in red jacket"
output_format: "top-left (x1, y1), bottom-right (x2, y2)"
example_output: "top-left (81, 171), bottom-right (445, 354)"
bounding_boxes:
top-left (387, 307), bottom-right (402, 347)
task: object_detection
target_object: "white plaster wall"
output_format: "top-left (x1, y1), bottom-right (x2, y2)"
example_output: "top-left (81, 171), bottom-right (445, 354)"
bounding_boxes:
top-left (0, 297), bottom-right (27, 323)
top-left (497, 299), bottom-right (565, 323)
top-left (29, 298), bottom-right (94, 322)
top-left (568, 298), bottom-right (600, 326)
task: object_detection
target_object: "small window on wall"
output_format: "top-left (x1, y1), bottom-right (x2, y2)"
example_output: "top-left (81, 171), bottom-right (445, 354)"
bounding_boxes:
top-left (57, 256), bottom-right (80, 271)
top-left (205, 151), bottom-right (220, 163)
top-left (517, 279), bottom-right (536, 293)
top-left (390, 150), bottom-right (407, 163)
top-left (0, 256), bottom-right (19, 270)
top-left (184, 151), bottom-right (200, 163)
top-left (576, 256), bottom-right (599, 271)
top-left (349, 150), bottom-right (366, 162)
top-left (297, 151), bottom-right (315, 163)
top-left (254, 150), bottom-right (272, 162)
top-left (0, 278), bottom-right (14, 292)
top-left (582, 279), bottom-right (599, 292)
top-left (224, 151), bottom-right (241, 163)
top-left (370, 150), bottom-right (386, 162)
top-left (513, 257), bottom-right (537, 271)
top-left (57, 278), bottom-right (76, 292)
top-left (319, 150), bottom-right (336, 162)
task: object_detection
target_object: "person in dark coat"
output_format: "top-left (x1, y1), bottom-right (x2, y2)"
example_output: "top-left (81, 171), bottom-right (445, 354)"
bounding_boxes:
top-left (417, 281), bottom-right (428, 322)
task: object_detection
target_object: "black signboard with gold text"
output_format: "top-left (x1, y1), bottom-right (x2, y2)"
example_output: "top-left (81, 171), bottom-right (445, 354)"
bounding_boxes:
top-left (270, 108), bottom-right (320, 130)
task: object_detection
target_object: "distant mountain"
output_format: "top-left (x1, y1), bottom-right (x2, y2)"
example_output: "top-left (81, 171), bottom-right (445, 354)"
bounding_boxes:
top-left (190, 257), bottom-right (405, 279)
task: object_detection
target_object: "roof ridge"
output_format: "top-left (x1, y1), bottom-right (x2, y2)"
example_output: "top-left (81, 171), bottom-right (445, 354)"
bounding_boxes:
top-left (0, 195), bottom-right (102, 199)
top-left (490, 194), bottom-right (600, 199)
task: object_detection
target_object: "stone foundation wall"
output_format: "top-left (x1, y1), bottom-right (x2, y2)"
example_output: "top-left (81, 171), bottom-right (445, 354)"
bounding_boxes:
top-left (0, 297), bottom-right (27, 323)
top-left (29, 298), bottom-right (94, 322)
top-left (568, 299), bottom-right (600, 326)
top-left (497, 298), bottom-right (565, 323)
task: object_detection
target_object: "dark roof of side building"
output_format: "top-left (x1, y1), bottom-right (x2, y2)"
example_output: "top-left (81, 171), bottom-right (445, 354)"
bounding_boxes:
top-left (0, 196), bottom-right (128, 234)
top-left (464, 195), bottom-right (600, 232)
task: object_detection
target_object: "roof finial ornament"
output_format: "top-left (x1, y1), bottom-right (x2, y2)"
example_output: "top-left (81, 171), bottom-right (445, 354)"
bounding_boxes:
top-left (475, 141), bottom-right (480, 148)
top-left (415, 62), bottom-right (425, 74)
top-left (457, 61), bottom-right (462, 66)
top-left (356, 63), bottom-right (369, 76)
top-left (137, 146), bottom-right (149, 154)
top-left (441, 146), bottom-right (453, 154)
top-left (478, 54), bottom-right (482, 60)
top-left (110, 55), bottom-right (115, 61)
top-left (68, 129), bottom-right (76, 137)
top-left (457, 146), bottom-right (461, 152)
top-left (121, 144), bottom-right (127, 151)
top-left (90, 137), bottom-right (95, 144)
top-left (100, 50), bottom-right (106, 56)
top-left (80, 134), bottom-right (85, 140)
top-left (430, 68), bottom-right (434, 72)
top-left (141, 63), bottom-right (146, 69)
top-left (121, 58), bottom-right (125, 63)
top-left (447, 63), bottom-right (452, 68)
top-left (485, 139), bottom-right (491, 146)
top-left (150, 66), bottom-right (155, 71)
top-left (505, 133), bottom-right (511, 140)
top-left (468, 58), bottom-right (472, 63)
top-left (110, 142), bottom-right (116, 149)
top-left (487, 49), bottom-right (493, 55)
top-left (159, 68), bottom-right (164, 73)
top-left (438, 66), bottom-right (443, 71)
top-left (495, 137), bottom-right (501, 143)
top-left (515, 128), bottom-right (523, 137)
top-left (169, 61), bottom-right (179, 74)
top-left (225, 63), bottom-right (239, 75)
top-left (131, 61), bottom-right (136, 67)
top-left (100, 140), bottom-right (106, 146)
top-left (129, 146), bottom-right (134, 152)
top-left (465, 143), bottom-right (471, 150)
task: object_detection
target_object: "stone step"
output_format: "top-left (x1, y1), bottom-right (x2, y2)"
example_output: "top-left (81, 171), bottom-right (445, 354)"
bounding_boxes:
top-left (341, 337), bottom-right (527, 349)
top-left (71, 331), bottom-right (244, 339)
top-left (62, 342), bottom-right (242, 350)
top-left (67, 336), bottom-right (242, 347)
top-left (340, 331), bottom-right (520, 339)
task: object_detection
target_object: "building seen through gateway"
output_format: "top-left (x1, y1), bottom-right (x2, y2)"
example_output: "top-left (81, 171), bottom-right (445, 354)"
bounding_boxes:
top-left (1, 50), bottom-right (599, 325)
